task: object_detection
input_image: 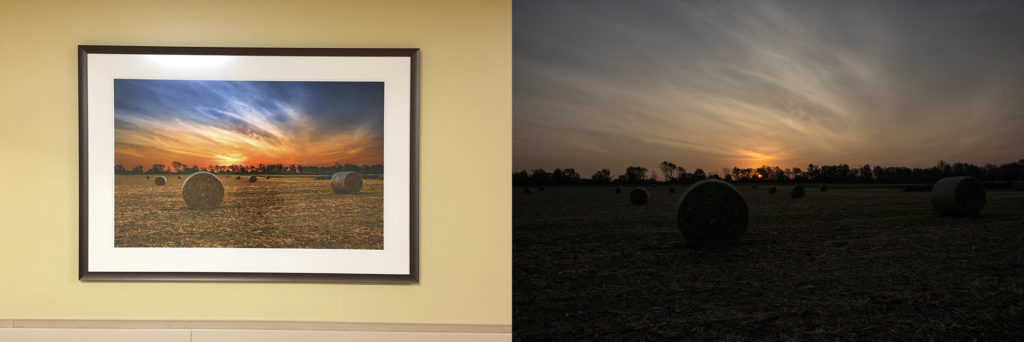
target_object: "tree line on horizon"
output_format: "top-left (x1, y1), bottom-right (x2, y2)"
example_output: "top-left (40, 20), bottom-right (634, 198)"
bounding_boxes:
top-left (512, 160), bottom-right (1024, 186)
top-left (115, 162), bottom-right (384, 176)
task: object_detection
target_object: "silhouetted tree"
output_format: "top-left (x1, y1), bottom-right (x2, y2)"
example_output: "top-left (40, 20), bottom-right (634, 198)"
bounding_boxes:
top-left (591, 169), bottom-right (611, 184)
top-left (149, 164), bottom-right (166, 174)
top-left (531, 169), bottom-right (552, 185)
top-left (692, 168), bottom-right (706, 181)
top-left (624, 166), bottom-right (648, 184)
top-left (513, 170), bottom-right (529, 186)
top-left (659, 161), bottom-right (677, 183)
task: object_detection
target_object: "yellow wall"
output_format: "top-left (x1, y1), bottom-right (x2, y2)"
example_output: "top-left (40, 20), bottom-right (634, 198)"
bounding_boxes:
top-left (0, 0), bottom-right (510, 325)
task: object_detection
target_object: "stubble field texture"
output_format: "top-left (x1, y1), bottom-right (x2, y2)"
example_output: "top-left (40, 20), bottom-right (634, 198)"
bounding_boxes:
top-left (115, 175), bottom-right (383, 249)
top-left (514, 185), bottom-right (1024, 340)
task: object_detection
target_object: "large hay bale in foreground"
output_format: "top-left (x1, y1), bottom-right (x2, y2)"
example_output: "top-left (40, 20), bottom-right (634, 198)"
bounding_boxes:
top-left (181, 171), bottom-right (224, 210)
top-left (931, 176), bottom-right (985, 216)
top-left (677, 179), bottom-right (748, 247)
top-left (615, 186), bottom-right (622, 194)
top-left (629, 188), bottom-right (649, 205)
top-left (768, 187), bottom-right (777, 194)
top-left (819, 185), bottom-right (827, 192)
top-left (248, 175), bottom-right (257, 183)
top-left (790, 185), bottom-right (805, 198)
top-left (154, 176), bottom-right (166, 186)
top-left (331, 171), bottom-right (363, 193)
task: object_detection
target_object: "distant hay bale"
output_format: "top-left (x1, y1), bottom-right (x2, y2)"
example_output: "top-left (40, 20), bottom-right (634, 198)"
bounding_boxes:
top-left (154, 176), bottom-right (166, 186)
top-left (677, 179), bottom-right (748, 247)
top-left (539, 186), bottom-right (546, 192)
top-left (266, 176), bottom-right (270, 179)
top-left (768, 187), bottom-right (777, 194)
top-left (669, 187), bottom-right (676, 193)
top-left (146, 175), bottom-right (150, 179)
top-left (248, 175), bottom-right (257, 183)
top-left (790, 185), bottom-right (805, 198)
top-left (629, 188), bottom-right (649, 205)
top-left (177, 175), bottom-right (182, 179)
top-left (904, 184), bottom-right (933, 192)
top-left (524, 187), bottom-right (532, 194)
top-left (235, 175), bottom-right (241, 180)
top-left (931, 176), bottom-right (985, 216)
top-left (331, 171), bottom-right (363, 194)
top-left (615, 186), bottom-right (622, 194)
top-left (819, 185), bottom-right (827, 192)
top-left (181, 171), bottom-right (224, 210)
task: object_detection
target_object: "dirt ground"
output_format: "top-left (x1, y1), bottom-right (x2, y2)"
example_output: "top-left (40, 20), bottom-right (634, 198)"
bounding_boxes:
top-left (514, 184), bottom-right (1024, 340)
top-left (115, 175), bottom-right (383, 249)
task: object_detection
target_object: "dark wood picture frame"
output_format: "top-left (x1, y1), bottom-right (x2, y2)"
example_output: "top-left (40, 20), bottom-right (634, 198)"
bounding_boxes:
top-left (79, 45), bottom-right (419, 283)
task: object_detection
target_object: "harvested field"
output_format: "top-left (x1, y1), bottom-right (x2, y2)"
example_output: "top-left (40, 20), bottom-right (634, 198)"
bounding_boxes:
top-left (514, 185), bottom-right (1024, 340)
top-left (115, 175), bottom-right (383, 249)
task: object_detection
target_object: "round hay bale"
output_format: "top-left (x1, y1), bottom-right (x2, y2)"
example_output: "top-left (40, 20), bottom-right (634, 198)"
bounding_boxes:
top-left (629, 188), bottom-right (649, 205)
top-left (177, 175), bottom-right (182, 179)
top-left (154, 176), bottom-right (166, 186)
top-left (539, 186), bottom-right (546, 192)
top-left (790, 185), bottom-right (805, 198)
top-left (677, 179), bottom-right (749, 247)
top-left (524, 187), bottom-right (532, 194)
top-left (615, 186), bottom-right (622, 194)
top-left (1014, 181), bottom-right (1024, 192)
top-left (669, 187), bottom-right (676, 193)
top-left (331, 171), bottom-right (363, 194)
top-left (235, 175), bottom-right (241, 180)
top-left (146, 175), bottom-right (150, 179)
top-left (181, 171), bottom-right (224, 210)
top-left (819, 185), bottom-right (827, 192)
top-left (248, 175), bottom-right (258, 183)
top-left (931, 176), bottom-right (985, 216)
top-left (266, 176), bottom-right (270, 179)
top-left (768, 186), bottom-right (777, 194)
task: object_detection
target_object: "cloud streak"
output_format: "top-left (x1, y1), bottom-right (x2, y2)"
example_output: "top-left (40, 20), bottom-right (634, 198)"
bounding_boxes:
top-left (514, 0), bottom-right (1024, 176)
top-left (114, 80), bottom-right (384, 169)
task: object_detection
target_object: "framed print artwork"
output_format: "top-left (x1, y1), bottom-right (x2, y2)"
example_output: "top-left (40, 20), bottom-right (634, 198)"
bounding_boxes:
top-left (79, 45), bottom-right (419, 282)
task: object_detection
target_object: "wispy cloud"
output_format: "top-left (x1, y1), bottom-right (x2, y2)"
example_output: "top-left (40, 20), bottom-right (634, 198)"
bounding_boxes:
top-left (514, 0), bottom-right (1024, 176)
top-left (114, 80), bottom-right (384, 169)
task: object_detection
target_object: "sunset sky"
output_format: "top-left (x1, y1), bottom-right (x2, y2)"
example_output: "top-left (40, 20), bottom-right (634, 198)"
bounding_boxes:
top-left (514, 1), bottom-right (1024, 176)
top-left (114, 80), bottom-right (384, 169)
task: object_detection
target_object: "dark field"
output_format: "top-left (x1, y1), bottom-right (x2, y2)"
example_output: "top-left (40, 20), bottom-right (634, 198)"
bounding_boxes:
top-left (115, 175), bottom-right (383, 249)
top-left (514, 185), bottom-right (1024, 340)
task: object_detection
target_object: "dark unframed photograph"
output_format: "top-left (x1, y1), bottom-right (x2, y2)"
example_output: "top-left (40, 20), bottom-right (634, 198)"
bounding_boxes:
top-left (514, 0), bottom-right (1024, 340)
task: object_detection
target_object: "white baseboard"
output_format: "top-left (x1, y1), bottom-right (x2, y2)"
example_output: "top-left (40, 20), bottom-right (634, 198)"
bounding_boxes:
top-left (0, 319), bottom-right (511, 342)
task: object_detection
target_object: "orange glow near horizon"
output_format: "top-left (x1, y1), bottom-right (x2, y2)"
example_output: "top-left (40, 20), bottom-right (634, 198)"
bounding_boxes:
top-left (114, 118), bottom-right (382, 169)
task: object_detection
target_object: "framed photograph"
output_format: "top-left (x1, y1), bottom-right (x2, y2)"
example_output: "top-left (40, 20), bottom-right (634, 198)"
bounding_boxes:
top-left (79, 46), bottom-right (419, 282)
